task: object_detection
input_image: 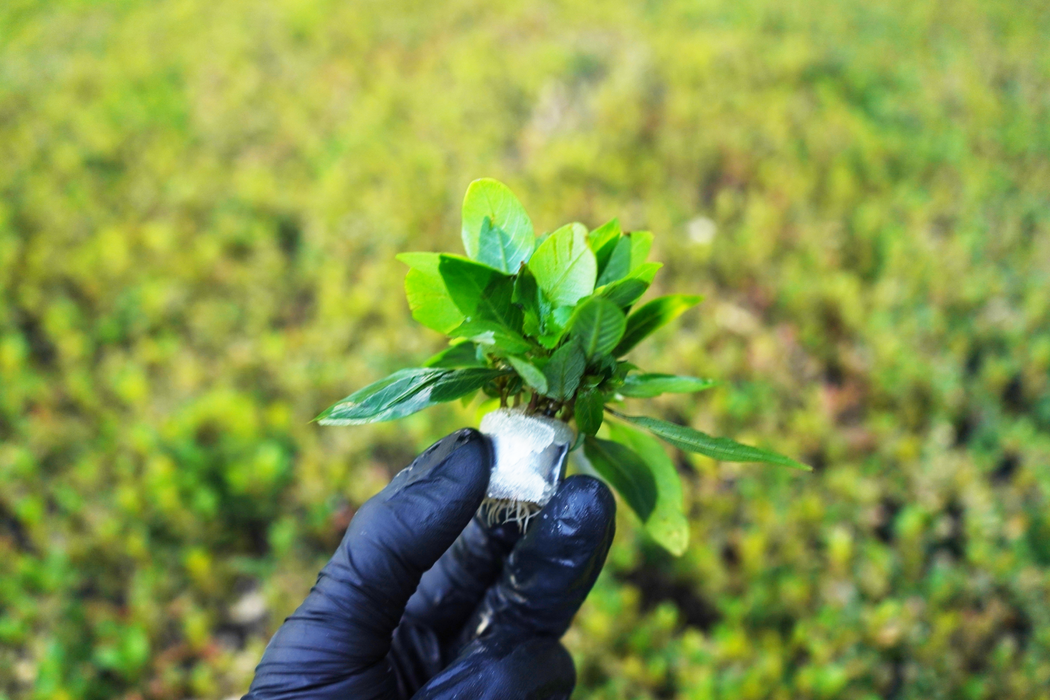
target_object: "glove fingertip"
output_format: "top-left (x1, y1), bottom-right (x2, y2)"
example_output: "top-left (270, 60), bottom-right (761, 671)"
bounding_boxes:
top-left (526, 475), bottom-right (616, 553)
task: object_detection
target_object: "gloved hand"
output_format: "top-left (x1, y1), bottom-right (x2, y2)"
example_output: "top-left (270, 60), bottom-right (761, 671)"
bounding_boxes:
top-left (245, 428), bottom-right (616, 700)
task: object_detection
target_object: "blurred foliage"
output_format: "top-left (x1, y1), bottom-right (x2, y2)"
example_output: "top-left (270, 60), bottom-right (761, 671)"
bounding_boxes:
top-left (2, 0), bottom-right (1050, 698)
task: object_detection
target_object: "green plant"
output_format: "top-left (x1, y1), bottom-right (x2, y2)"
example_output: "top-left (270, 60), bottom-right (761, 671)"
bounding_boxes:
top-left (316, 178), bottom-right (807, 554)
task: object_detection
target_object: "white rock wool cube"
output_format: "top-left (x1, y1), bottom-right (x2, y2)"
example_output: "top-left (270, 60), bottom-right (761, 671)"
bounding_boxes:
top-left (479, 408), bottom-right (576, 508)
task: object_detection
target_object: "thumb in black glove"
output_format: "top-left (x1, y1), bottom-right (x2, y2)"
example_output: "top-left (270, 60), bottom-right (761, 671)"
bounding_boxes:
top-left (245, 428), bottom-right (616, 700)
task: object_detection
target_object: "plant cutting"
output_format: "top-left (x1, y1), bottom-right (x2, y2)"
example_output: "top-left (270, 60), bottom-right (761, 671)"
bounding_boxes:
top-left (316, 178), bottom-right (808, 555)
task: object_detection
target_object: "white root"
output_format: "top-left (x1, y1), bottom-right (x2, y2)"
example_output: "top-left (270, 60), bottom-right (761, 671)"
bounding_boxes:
top-left (479, 497), bottom-right (541, 532)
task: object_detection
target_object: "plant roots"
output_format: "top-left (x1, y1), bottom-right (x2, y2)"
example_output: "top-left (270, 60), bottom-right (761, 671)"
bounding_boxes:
top-left (480, 497), bottom-right (542, 531)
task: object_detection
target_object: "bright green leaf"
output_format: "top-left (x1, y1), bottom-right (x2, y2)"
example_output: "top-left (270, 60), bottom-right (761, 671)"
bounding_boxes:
top-left (575, 388), bottom-right (604, 435)
top-left (609, 411), bottom-right (811, 470)
top-left (569, 297), bottom-right (627, 361)
top-left (630, 262), bottom-right (662, 285)
top-left (461, 179), bottom-right (534, 265)
top-left (583, 436), bottom-right (656, 521)
top-left (619, 373), bottom-right (716, 398)
top-left (543, 340), bottom-right (586, 400)
top-left (536, 304), bottom-right (574, 348)
top-left (613, 294), bottom-right (702, 356)
top-left (596, 230), bottom-right (653, 286)
top-left (607, 422), bottom-right (688, 555)
top-left (507, 356), bottom-right (548, 394)
top-left (529, 223), bottom-right (597, 307)
top-left (628, 231), bottom-right (653, 270)
top-left (397, 252), bottom-right (465, 333)
top-left (588, 218), bottom-right (621, 272)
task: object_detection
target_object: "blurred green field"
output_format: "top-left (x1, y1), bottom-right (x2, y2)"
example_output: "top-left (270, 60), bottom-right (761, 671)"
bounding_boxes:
top-left (2, 0), bottom-right (1050, 697)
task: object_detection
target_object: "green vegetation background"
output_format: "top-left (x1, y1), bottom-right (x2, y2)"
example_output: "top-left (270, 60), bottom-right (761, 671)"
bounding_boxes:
top-left (2, 0), bottom-right (1049, 697)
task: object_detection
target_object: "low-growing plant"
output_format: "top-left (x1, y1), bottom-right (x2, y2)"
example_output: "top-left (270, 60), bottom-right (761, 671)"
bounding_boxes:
top-left (317, 178), bottom-right (807, 554)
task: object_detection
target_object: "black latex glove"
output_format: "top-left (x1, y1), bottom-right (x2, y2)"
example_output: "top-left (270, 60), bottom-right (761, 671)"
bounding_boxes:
top-left (245, 428), bottom-right (616, 700)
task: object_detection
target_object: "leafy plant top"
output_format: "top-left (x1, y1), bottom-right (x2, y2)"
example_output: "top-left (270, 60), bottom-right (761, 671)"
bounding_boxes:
top-left (317, 178), bottom-right (808, 554)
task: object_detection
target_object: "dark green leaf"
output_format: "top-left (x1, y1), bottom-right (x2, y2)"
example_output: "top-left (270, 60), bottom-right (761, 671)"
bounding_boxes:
top-left (574, 388), bottom-right (604, 435)
top-left (507, 356), bottom-right (548, 394)
top-left (609, 411), bottom-right (811, 471)
top-left (429, 368), bottom-right (509, 403)
top-left (449, 320), bottom-right (532, 355)
top-left (529, 223), bottom-right (597, 307)
top-left (438, 254), bottom-right (521, 331)
top-left (513, 266), bottom-right (543, 337)
top-left (588, 218), bottom-right (622, 272)
top-left (397, 253), bottom-right (465, 333)
top-left (543, 340), bottom-right (586, 400)
top-left (423, 342), bottom-right (484, 368)
top-left (613, 294), bottom-right (702, 356)
top-left (317, 368), bottom-right (505, 425)
top-left (461, 178), bottom-right (534, 266)
top-left (583, 436), bottom-right (657, 521)
top-left (569, 297), bottom-right (627, 361)
top-left (619, 373), bottom-right (716, 398)
top-left (513, 264), bottom-right (539, 307)
top-left (599, 278), bottom-right (649, 308)
top-left (596, 235), bottom-right (632, 286)
top-left (607, 422), bottom-right (688, 555)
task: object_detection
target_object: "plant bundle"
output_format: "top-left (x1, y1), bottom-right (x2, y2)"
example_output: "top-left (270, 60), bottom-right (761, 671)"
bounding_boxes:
top-left (317, 178), bottom-right (807, 554)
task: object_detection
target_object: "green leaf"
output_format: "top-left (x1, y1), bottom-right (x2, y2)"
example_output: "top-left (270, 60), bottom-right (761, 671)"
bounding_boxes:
top-left (449, 320), bottom-right (532, 355)
top-left (607, 422), bottom-right (688, 555)
top-left (397, 253), bottom-right (465, 333)
top-left (429, 368), bottom-right (508, 403)
top-left (529, 223), bottom-right (597, 307)
top-left (613, 294), bottom-right (702, 356)
top-left (574, 388), bottom-right (604, 435)
top-left (596, 261), bottom-right (662, 309)
top-left (569, 297), bottom-right (627, 361)
top-left (507, 356), bottom-right (548, 394)
top-left (513, 266), bottom-right (542, 336)
top-left (588, 218), bottom-right (622, 272)
top-left (628, 231), bottom-right (653, 270)
top-left (630, 262), bottom-right (662, 285)
top-left (595, 230), bottom-right (654, 287)
top-left (599, 278), bottom-right (649, 308)
top-left (476, 216), bottom-right (535, 274)
top-left (583, 436), bottom-right (656, 522)
top-left (543, 340), bottom-right (586, 400)
top-left (513, 264), bottom-right (539, 308)
top-left (461, 179), bottom-right (534, 266)
top-left (609, 411), bottom-right (811, 471)
top-left (438, 254), bottom-right (521, 331)
top-left (423, 341), bottom-right (484, 368)
top-left (619, 373), bottom-right (716, 398)
top-left (536, 304), bottom-right (574, 348)
top-left (596, 236), bottom-right (632, 286)
top-left (316, 367), bottom-right (505, 425)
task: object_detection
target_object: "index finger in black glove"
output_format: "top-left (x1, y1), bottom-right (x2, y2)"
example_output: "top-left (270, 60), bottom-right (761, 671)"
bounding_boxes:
top-left (246, 429), bottom-right (491, 699)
